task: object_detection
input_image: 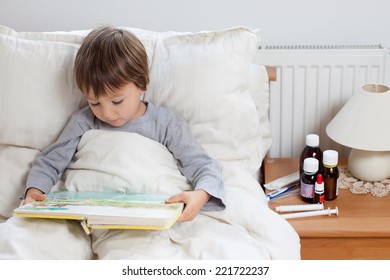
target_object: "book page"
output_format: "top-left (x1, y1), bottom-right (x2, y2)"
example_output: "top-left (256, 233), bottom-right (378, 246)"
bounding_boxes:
top-left (14, 191), bottom-right (183, 228)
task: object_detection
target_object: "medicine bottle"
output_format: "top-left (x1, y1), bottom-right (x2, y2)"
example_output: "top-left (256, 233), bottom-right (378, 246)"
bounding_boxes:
top-left (314, 173), bottom-right (325, 204)
top-left (323, 150), bottom-right (339, 200)
top-left (299, 134), bottom-right (322, 176)
top-left (300, 157), bottom-right (319, 203)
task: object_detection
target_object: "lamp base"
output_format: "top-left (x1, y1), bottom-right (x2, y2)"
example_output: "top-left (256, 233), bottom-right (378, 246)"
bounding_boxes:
top-left (348, 149), bottom-right (390, 181)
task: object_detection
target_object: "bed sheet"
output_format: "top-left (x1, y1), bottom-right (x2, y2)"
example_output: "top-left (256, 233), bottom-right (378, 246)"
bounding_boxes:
top-left (0, 130), bottom-right (300, 259)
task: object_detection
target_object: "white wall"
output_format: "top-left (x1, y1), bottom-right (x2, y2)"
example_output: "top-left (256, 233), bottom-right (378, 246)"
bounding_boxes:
top-left (2, 0), bottom-right (390, 159)
top-left (1, 0), bottom-right (389, 47)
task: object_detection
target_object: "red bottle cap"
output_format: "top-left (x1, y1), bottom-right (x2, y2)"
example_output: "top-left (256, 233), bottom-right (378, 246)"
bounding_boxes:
top-left (317, 173), bottom-right (323, 184)
top-left (315, 174), bottom-right (324, 192)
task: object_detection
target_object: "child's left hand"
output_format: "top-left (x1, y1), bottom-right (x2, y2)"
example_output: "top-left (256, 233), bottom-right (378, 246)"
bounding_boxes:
top-left (165, 189), bottom-right (211, 222)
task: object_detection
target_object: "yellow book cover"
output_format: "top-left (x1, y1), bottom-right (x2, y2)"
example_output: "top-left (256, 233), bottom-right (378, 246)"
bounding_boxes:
top-left (13, 191), bottom-right (183, 233)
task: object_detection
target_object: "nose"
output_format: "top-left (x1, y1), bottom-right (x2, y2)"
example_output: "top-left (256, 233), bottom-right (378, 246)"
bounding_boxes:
top-left (101, 105), bottom-right (115, 120)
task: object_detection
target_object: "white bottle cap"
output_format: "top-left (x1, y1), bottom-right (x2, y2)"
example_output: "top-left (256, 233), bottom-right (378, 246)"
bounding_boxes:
top-left (303, 157), bottom-right (319, 173)
top-left (323, 150), bottom-right (338, 166)
top-left (306, 134), bottom-right (319, 147)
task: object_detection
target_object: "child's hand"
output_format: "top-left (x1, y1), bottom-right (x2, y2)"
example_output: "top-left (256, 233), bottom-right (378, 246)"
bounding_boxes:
top-left (165, 189), bottom-right (211, 222)
top-left (23, 188), bottom-right (47, 205)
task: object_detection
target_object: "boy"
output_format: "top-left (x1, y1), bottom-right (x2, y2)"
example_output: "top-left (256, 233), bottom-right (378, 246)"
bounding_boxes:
top-left (0, 26), bottom-right (226, 259)
top-left (23, 26), bottom-right (226, 223)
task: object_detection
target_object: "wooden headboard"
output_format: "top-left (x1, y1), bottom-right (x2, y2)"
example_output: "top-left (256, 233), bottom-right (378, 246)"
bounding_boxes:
top-left (265, 66), bottom-right (276, 81)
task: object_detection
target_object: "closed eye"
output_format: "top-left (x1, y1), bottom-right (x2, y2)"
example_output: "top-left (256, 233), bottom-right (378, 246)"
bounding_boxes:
top-left (89, 102), bottom-right (100, 107)
top-left (112, 100), bottom-right (123, 105)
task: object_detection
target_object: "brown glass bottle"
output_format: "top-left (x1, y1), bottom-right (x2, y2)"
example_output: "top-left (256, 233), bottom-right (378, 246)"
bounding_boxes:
top-left (299, 134), bottom-right (322, 176)
top-left (323, 150), bottom-right (339, 200)
top-left (300, 158), bottom-right (319, 203)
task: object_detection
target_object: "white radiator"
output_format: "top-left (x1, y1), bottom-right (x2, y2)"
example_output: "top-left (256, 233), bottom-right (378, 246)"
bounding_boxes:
top-left (257, 45), bottom-right (390, 158)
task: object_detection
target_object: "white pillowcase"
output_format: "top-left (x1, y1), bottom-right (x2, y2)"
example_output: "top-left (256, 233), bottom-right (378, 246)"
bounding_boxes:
top-left (0, 25), bottom-right (157, 150)
top-left (0, 145), bottom-right (39, 219)
top-left (146, 27), bottom-right (271, 173)
top-left (249, 62), bottom-right (272, 162)
top-left (0, 28), bottom-right (85, 150)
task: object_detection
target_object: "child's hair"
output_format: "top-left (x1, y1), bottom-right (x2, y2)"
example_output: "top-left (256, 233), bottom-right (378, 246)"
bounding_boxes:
top-left (74, 26), bottom-right (149, 97)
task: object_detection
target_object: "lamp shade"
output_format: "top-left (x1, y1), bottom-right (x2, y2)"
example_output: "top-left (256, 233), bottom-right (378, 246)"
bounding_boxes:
top-left (326, 84), bottom-right (390, 151)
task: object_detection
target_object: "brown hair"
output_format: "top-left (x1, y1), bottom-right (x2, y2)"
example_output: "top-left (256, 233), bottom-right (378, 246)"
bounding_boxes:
top-left (74, 26), bottom-right (149, 97)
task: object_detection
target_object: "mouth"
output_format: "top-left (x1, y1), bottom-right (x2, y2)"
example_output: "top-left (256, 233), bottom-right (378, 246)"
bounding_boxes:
top-left (107, 118), bottom-right (122, 125)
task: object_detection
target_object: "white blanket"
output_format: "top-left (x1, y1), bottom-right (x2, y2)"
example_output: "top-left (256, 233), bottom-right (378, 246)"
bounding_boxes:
top-left (0, 130), bottom-right (300, 259)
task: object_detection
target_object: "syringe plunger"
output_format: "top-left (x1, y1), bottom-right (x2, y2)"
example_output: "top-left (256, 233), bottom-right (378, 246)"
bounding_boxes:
top-left (275, 203), bottom-right (324, 212)
top-left (280, 207), bottom-right (339, 219)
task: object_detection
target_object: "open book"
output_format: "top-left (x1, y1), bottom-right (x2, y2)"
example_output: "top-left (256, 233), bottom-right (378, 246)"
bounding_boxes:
top-left (13, 191), bottom-right (184, 234)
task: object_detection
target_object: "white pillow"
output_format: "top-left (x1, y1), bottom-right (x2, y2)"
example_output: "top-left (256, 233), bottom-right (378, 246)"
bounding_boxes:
top-left (249, 62), bottom-right (272, 162)
top-left (145, 27), bottom-right (270, 174)
top-left (0, 28), bottom-right (85, 150)
top-left (0, 25), bottom-right (157, 150)
top-left (0, 145), bottom-right (40, 219)
top-left (66, 27), bottom-right (158, 66)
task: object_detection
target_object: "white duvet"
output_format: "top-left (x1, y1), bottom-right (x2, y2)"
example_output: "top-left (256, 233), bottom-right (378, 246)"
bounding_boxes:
top-left (0, 130), bottom-right (300, 259)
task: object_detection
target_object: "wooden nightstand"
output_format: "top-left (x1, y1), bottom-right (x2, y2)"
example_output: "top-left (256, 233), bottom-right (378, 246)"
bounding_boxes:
top-left (265, 157), bottom-right (390, 260)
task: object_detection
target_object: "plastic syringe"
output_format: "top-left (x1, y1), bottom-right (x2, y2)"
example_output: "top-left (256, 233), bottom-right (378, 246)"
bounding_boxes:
top-left (280, 207), bottom-right (339, 219)
top-left (275, 203), bottom-right (324, 212)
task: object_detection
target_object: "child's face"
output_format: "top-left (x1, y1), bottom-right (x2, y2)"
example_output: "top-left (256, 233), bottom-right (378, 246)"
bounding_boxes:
top-left (85, 82), bottom-right (146, 127)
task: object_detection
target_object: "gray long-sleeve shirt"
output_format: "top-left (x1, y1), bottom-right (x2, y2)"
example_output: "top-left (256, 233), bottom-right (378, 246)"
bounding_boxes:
top-left (25, 102), bottom-right (225, 210)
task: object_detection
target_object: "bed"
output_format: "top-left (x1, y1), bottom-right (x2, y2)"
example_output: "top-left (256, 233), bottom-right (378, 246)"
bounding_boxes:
top-left (0, 25), bottom-right (300, 259)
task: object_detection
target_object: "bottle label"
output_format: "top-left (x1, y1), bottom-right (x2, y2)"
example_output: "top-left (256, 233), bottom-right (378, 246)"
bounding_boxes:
top-left (300, 182), bottom-right (314, 198)
top-left (314, 193), bottom-right (325, 204)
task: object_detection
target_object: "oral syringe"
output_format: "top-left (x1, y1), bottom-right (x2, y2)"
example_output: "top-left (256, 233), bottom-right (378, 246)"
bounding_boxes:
top-left (275, 203), bottom-right (324, 212)
top-left (280, 207), bottom-right (339, 219)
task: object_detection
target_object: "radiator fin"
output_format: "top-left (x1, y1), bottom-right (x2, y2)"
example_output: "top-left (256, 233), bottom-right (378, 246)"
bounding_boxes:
top-left (257, 45), bottom-right (388, 158)
top-left (263, 44), bottom-right (384, 50)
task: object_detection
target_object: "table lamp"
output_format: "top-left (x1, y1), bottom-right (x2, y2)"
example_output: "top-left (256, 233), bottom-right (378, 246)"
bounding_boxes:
top-left (326, 83), bottom-right (390, 181)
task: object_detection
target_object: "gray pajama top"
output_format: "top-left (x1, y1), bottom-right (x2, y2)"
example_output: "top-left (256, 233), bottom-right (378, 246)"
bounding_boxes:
top-left (24, 102), bottom-right (226, 210)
